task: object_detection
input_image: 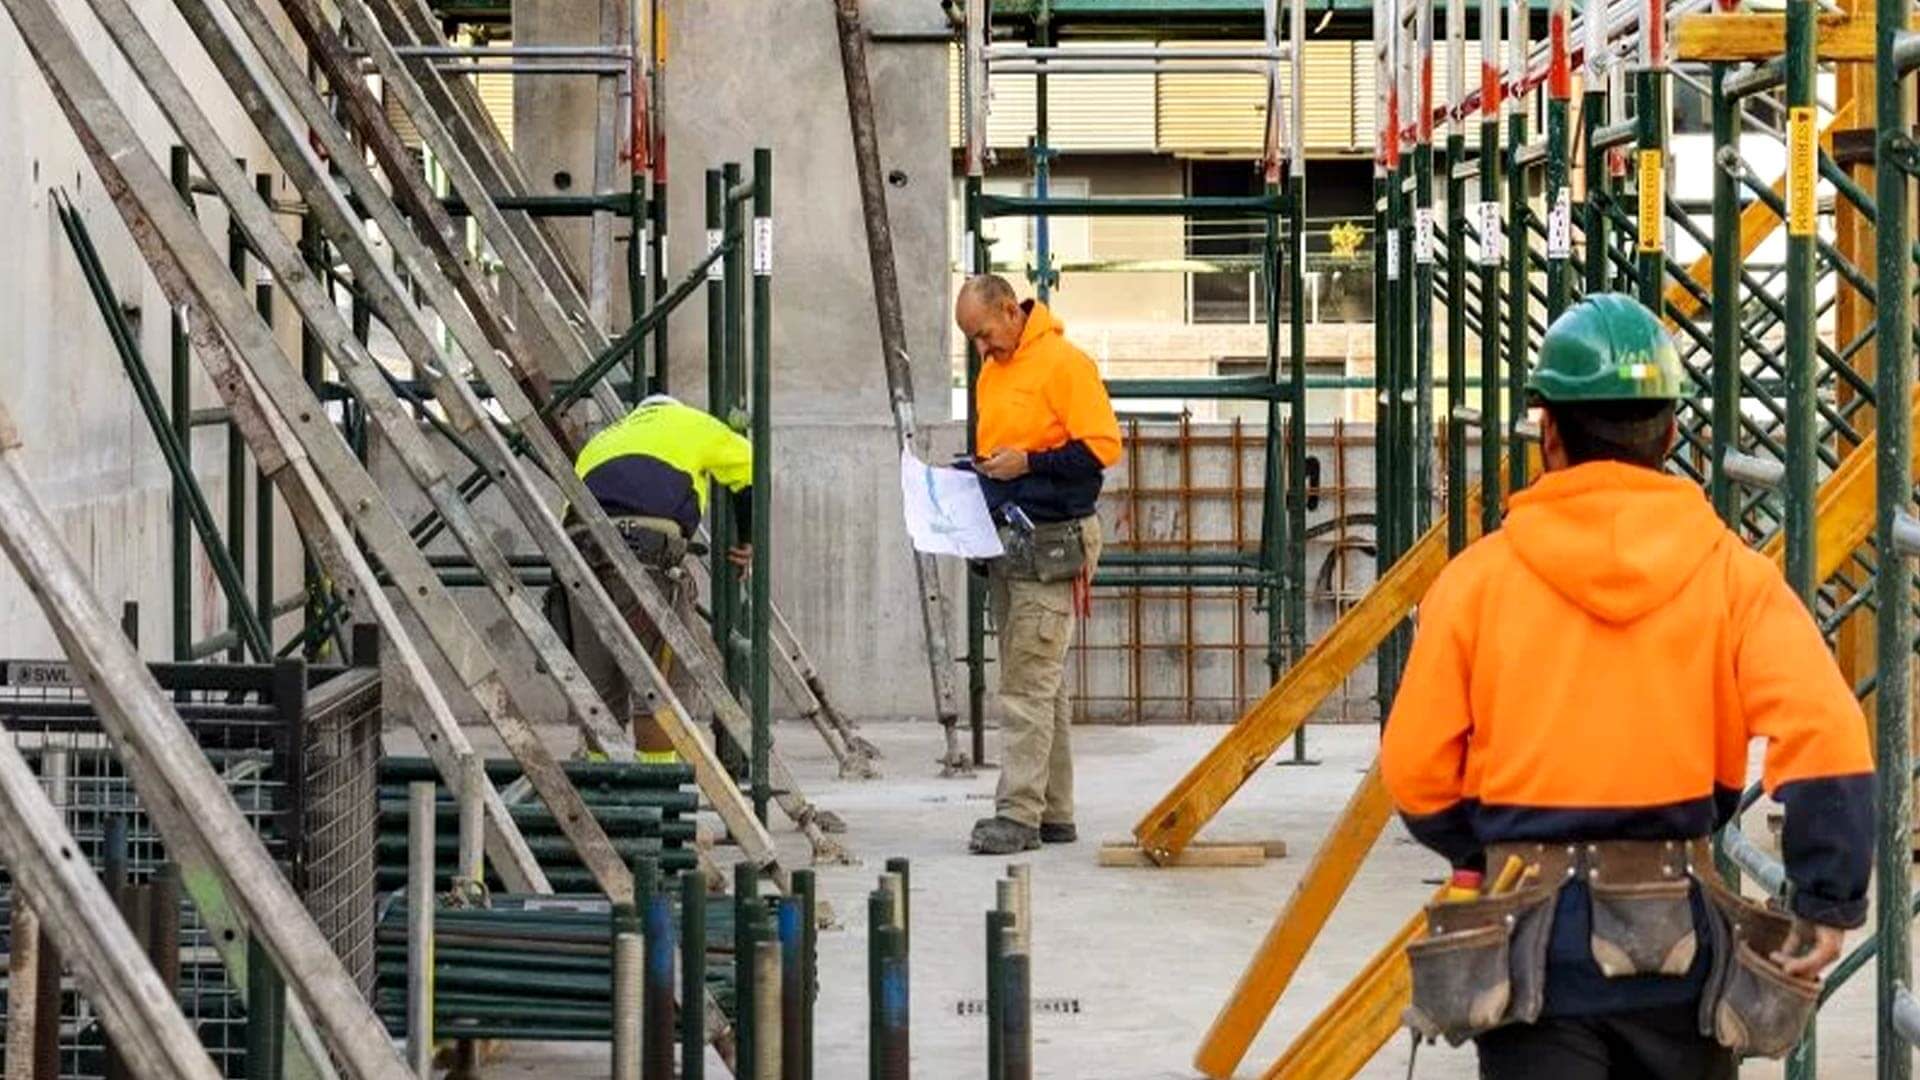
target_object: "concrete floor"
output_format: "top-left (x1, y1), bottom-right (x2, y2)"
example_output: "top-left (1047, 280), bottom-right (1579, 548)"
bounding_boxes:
top-left (472, 720), bottom-right (1898, 1079)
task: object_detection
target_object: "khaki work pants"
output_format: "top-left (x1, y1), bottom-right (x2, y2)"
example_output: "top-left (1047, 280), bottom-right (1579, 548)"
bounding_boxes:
top-left (988, 516), bottom-right (1102, 828)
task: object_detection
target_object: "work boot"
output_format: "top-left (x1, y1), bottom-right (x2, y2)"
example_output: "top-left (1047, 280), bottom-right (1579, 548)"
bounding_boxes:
top-left (969, 816), bottom-right (1039, 855)
top-left (1039, 822), bottom-right (1077, 844)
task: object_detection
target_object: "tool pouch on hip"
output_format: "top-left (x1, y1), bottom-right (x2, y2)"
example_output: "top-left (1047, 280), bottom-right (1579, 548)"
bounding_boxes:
top-left (1404, 882), bottom-right (1560, 1045)
top-left (1589, 878), bottom-right (1699, 977)
top-left (615, 521), bottom-right (689, 571)
top-left (1700, 881), bottom-right (1820, 1058)
top-left (996, 520), bottom-right (1087, 584)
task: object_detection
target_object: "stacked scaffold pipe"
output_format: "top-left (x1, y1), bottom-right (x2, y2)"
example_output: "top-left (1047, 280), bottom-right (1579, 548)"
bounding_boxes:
top-left (372, 885), bottom-right (736, 1043)
top-left (379, 837), bottom-right (824, 1080)
top-left (374, 757), bottom-right (698, 893)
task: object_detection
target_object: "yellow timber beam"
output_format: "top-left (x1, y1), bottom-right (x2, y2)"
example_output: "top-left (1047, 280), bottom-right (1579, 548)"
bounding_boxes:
top-left (1131, 478), bottom-right (1491, 863)
top-left (1193, 763), bottom-right (1394, 1078)
top-left (1673, 11), bottom-right (1886, 61)
top-left (1258, 895), bottom-right (1427, 1079)
top-left (1760, 383), bottom-right (1920, 582)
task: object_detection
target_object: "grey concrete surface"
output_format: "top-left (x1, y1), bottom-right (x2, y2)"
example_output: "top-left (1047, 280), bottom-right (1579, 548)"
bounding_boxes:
top-left (0, 0), bottom-right (307, 659)
top-left (457, 720), bottom-right (1890, 1079)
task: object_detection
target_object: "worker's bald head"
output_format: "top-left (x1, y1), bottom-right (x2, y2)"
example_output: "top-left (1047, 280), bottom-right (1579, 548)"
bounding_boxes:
top-left (955, 274), bottom-right (1027, 363)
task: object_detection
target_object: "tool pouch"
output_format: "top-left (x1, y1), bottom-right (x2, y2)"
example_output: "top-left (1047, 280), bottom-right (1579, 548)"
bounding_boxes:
top-left (1589, 878), bottom-right (1698, 977)
top-left (997, 520), bottom-right (1087, 583)
top-left (1405, 882), bottom-right (1560, 1045)
top-left (614, 520), bottom-right (689, 571)
top-left (1700, 882), bottom-right (1820, 1058)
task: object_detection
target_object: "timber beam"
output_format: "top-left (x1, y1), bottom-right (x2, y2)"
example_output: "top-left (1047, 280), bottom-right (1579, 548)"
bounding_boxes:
top-left (1673, 11), bottom-right (1913, 61)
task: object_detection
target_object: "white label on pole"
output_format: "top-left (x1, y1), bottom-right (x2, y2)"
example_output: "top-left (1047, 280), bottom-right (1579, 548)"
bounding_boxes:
top-left (753, 217), bottom-right (773, 276)
top-left (1386, 230), bottom-right (1401, 280)
top-left (705, 228), bottom-right (723, 280)
top-left (638, 228), bottom-right (650, 278)
top-left (964, 230), bottom-right (976, 275)
top-left (1547, 188), bottom-right (1572, 259)
top-left (254, 266), bottom-right (273, 288)
top-left (1477, 201), bottom-right (1503, 265)
top-left (1414, 208), bottom-right (1436, 264)
top-left (658, 233), bottom-right (667, 277)
top-left (4, 662), bottom-right (72, 688)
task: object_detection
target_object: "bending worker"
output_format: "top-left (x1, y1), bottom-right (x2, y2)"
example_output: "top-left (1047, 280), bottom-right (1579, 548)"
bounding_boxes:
top-left (1381, 294), bottom-right (1872, 1077)
top-left (556, 393), bottom-right (753, 760)
top-left (954, 273), bottom-right (1121, 855)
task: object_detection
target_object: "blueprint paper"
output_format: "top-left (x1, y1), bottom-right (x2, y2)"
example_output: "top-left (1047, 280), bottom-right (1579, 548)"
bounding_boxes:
top-left (900, 450), bottom-right (1004, 559)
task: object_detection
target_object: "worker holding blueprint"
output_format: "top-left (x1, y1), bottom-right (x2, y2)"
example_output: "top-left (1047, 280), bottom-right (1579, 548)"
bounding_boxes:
top-left (935, 273), bottom-right (1122, 856)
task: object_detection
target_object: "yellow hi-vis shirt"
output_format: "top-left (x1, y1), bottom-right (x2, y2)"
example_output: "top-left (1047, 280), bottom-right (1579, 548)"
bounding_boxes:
top-left (573, 397), bottom-right (752, 535)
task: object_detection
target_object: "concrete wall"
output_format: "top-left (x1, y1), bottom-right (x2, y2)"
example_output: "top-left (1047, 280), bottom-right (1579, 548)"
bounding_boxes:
top-left (656, 0), bottom-right (952, 420)
top-left (505, 0), bottom-right (966, 720)
top-left (0, 0), bottom-right (305, 661)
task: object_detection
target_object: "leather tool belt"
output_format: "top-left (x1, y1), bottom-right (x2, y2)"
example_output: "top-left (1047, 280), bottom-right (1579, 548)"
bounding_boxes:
top-left (1405, 836), bottom-right (1815, 1057)
top-left (995, 518), bottom-right (1087, 584)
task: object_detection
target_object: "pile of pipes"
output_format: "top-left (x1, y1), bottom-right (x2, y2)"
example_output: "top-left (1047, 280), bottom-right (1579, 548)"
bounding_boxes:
top-left (371, 885), bottom-right (737, 1042)
top-left (374, 757), bottom-right (698, 892)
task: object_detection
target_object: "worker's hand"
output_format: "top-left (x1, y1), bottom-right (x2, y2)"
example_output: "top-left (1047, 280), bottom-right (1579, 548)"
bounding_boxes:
top-left (728, 544), bottom-right (753, 579)
top-left (1772, 918), bottom-right (1846, 979)
top-left (977, 447), bottom-right (1030, 481)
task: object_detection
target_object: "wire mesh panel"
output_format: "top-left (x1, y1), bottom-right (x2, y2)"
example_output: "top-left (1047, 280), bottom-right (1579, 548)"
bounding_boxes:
top-left (292, 666), bottom-right (381, 1002)
top-left (0, 655), bottom-right (380, 1078)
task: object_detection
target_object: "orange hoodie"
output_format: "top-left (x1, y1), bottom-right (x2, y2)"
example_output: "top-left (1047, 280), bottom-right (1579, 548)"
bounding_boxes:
top-left (1382, 461), bottom-right (1872, 932)
top-left (974, 301), bottom-right (1121, 522)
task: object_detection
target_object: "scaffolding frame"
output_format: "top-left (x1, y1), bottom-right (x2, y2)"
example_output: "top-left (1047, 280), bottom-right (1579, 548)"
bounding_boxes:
top-left (1165, 0), bottom-right (1920, 1071)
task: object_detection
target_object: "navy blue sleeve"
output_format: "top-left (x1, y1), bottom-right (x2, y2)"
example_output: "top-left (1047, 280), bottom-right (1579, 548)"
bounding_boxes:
top-left (1777, 772), bottom-right (1874, 928)
top-left (731, 486), bottom-right (753, 540)
top-left (1400, 800), bottom-right (1483, 871)
top-left (1028, 439), bottom-right (1105, 482)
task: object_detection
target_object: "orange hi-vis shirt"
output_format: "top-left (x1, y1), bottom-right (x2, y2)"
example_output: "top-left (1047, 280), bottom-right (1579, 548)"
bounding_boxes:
top-left (1381, 461), bottom-right (1872, 932)
top-left (976, 301), bottom-right (1122, 466)
top-left (973, 302), bottom-right (1121, 524)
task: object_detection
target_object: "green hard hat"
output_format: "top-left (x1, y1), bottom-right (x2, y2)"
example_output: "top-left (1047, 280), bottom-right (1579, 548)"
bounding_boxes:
top-left (1527, 293), bottom-right (1687, 402)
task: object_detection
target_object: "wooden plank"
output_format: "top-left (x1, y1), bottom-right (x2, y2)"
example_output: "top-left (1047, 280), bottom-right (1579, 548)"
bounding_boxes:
top-left (1259, 893), bottom-right (1429, 1079)
top-left (0, 741), bottom-right (223, 1080)
top-left (1206, 839), bottom-right (1291, 859)
top-left (1674, 11), bottom-right (1879, 61)
top-left (1131, 479), bottom-right (1491, 863)
top-left (1260, 869), bottom-right (1521, 1080)
top-left (1194, 763), bottom-right (1393, 1078)
top-left (1757, 383), bottom-right (1920, 584)
top-left (1097, 844), bottom-right (1271, 868)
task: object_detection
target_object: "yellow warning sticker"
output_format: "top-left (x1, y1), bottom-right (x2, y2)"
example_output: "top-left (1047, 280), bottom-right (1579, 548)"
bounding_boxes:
top-left (1637, 150), bottom-right (1663, 253)
top-left (1788, 106), bottom-right (1816, 238)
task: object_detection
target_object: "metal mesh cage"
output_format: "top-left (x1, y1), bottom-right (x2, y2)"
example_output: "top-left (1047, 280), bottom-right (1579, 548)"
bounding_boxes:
top-left (290, 665), bottom-right (381, 1002)
top-left (0, 654), bottom-right (381, 1078)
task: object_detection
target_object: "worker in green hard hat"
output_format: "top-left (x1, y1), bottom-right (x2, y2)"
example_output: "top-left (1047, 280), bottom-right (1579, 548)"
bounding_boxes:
top-left (1382, 293), bottom-right (1872, 1077)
